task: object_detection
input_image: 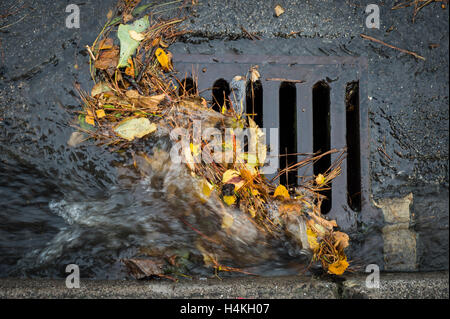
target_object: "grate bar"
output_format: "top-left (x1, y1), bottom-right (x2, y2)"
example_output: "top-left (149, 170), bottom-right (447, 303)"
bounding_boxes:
top-left (173, 54), bottom-right (372, 227)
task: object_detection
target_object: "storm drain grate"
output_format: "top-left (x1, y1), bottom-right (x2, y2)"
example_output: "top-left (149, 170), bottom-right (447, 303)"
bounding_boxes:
top-left (173, 54), bottom-right (370, 217)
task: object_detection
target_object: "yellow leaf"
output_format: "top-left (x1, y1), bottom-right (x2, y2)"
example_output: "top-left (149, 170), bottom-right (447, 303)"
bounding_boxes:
top-left (223, 195), bottom-right (236, 206)
top-left (183, 144), bottom-right (195, 171)
top-left (222, 170), bottom-right (238, 183)
top-left (201, 179), bottom-right (213, 198)
top-left (196, 242), bottom-right (214, 266)
top-left (96, 109), bottom-right (106, 118)
top-left (221, 213), bottom-right (234, 229)
top-left (307, 228), bottom-right (319, 251)
top-left (190, 143), bottom-right (200, 156)
top-left (315, 173), bottom-right (325, 185)
top-left (86, 109), bottom-right (93, 117)
top-left (248, 207), bottom-right (256, 218)
top-left (155, 48), bottom-right (172, 71)
top-left (222, 169), bottom-right (244, 190)
top-left (273, 184), bottom-right (290, 200)
top-left (327, 255), bottom-right (349, 275)
top-left (85, 115), bottom-right (95, 126)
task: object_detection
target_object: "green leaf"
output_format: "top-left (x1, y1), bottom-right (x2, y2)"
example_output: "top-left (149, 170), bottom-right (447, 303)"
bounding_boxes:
top-left (132, 3), bottom-right (154, 16)
top-left (78, 114), bottom-right (94, 131)
top-left (117, 16), bottom-right (150, 68)
top-left (106, 16), bottom-right (122, 27)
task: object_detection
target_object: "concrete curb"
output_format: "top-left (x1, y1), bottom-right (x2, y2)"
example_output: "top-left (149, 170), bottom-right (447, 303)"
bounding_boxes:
top-left (1, 272), bottom-right (448, 299)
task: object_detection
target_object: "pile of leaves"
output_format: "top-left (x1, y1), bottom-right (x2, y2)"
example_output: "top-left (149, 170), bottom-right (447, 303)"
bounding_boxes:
top-left (72, 0), bottom-right (351, 278)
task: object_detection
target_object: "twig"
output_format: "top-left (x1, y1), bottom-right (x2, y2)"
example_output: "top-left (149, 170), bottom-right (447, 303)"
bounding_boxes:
top-left (0, 13), bottom-right (29, 30)
top-left (265, 78), bottom-right (305, 83)
top-left (85, 45), bottom-right (96, 61)
top-left (360, 33), bottom-right (425, 60)
top-left (377, 146), bottom-right (392, 162)
top-left (240, 25), bottom-right (261, 40)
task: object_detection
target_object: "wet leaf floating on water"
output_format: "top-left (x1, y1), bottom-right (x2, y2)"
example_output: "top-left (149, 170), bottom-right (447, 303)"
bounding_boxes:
top-left (114, 117), bottom-right (157, 141)
top-left (307, 228), bottom-right (319, 251)
top-left (223, 195), bottom-right (236, 206)
top-left (222, 169), bottom-right (244, 190)
top-left (117, 15), bottom-right (150, 68)
top-left (333, 231), bottom-right (350, 251)
top-left (273, 184), bottom-right (290, 200)
top-left (327, 255), bottom-right (349, 275)
top-left (199, 178), bottom-right (214, 201)
top-left (67, 131), bottom-right (86, 147)
top-left (122, 258), bottom-right (164, 279)
top-left (221, 212), bottom-right (234, 229)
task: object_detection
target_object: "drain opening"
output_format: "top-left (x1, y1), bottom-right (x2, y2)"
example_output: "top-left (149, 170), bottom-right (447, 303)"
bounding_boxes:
top-left (178, 77), bottom-right (197, 96)
top-left (345, 81), bottom-right (362, 212)
top-left (312, 80), bottom-right (331, 214)
top-left (178, 78), bottom-right (197, 96)
top-left (212, 78), bottom-right (230, 113)
top-left (279, 82), bottom-right (298, 188)
top-left (246, 80), bottom-right (263, 127)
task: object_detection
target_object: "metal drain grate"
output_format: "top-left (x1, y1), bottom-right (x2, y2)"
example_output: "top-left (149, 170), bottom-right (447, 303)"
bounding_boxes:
top-left (173, 54), bottom-right (370, 218)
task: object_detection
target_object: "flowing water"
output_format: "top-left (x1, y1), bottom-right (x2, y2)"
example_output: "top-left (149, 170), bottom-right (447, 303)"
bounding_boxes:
top-left (0, 108), bottom-right (312, 279)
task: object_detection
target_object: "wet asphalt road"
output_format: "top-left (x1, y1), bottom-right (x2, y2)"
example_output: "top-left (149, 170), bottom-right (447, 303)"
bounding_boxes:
top-left (0, 0), bottom-right (448, 276)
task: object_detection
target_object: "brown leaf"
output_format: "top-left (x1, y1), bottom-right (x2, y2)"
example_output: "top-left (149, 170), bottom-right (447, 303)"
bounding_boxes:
top-left (125, 89), bottom-right (141, 99)
top-left (122, 258), bottom-right (164, 279)
top-left (94, 47), bottom-right (119, 74)
top-left (123, 13), bottom-right (134, 23)
top-left (138, 94), bottom-right (166, 110)
top-left (279, 203), bottom-right (303, 215)
top-left (98, 38), bottom-right (114, 50)
top-left (309, 213), bottom-right (337, 231)
top-left (125, 91), bottom-right (165, 111)
top-left (333, 231), bottom-right (349, 251)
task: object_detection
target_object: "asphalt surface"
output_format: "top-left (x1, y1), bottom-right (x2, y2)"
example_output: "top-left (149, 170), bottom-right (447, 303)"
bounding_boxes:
top-left (0, 0), bottom-right (448, 282)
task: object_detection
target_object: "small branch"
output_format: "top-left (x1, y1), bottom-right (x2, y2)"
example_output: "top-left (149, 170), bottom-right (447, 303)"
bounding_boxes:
top-left (240, 25), bottom-right (261, 41)
top-left (360, 33), bottom-right (425, 60)
top-left (265, 77), bottom-right (305, 83)
top-left (85, 45), bottom-right (96, 61)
